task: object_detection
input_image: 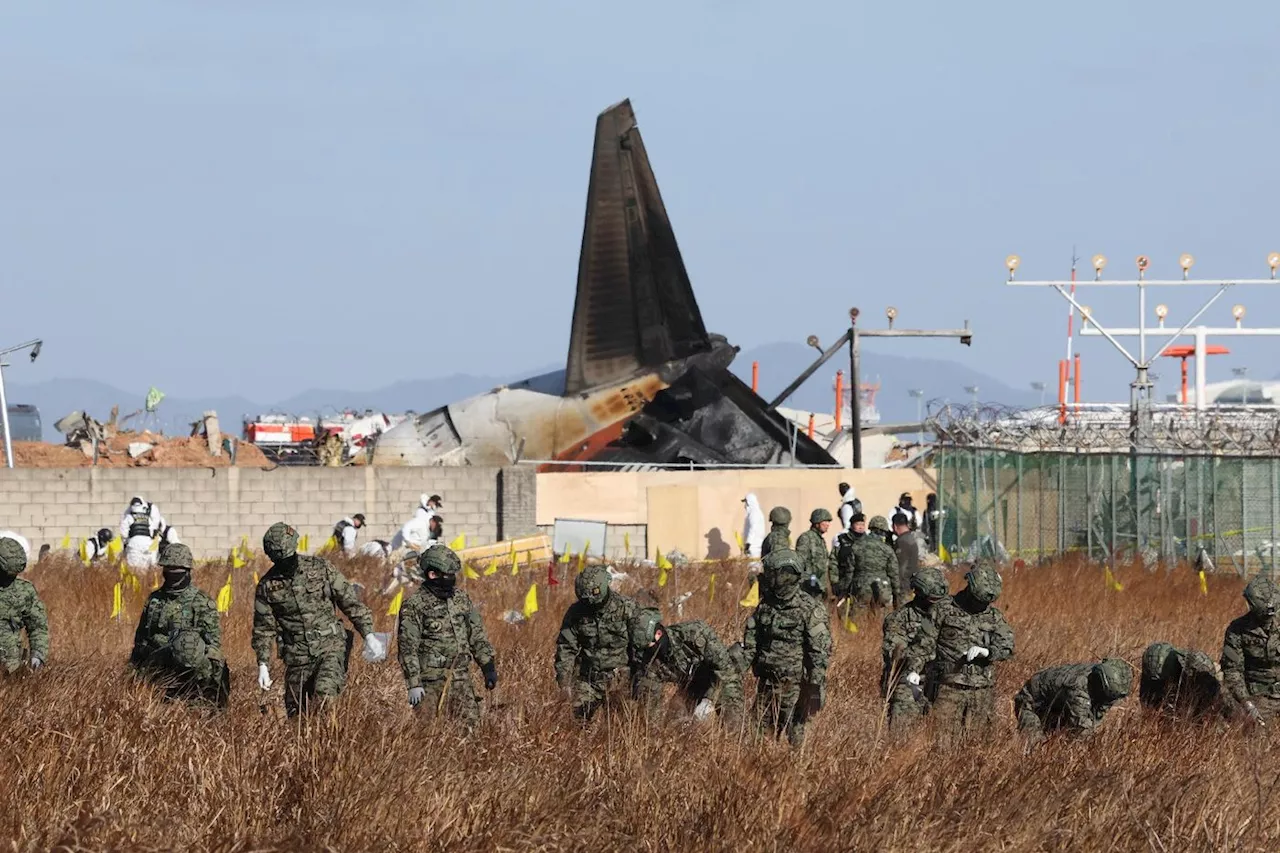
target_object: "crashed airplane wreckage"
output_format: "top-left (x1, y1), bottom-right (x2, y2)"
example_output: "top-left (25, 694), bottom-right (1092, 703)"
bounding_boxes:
top-left (374, 99), bottom-right (836, 470)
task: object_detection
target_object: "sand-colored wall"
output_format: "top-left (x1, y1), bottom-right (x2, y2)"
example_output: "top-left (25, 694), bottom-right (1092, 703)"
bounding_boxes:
top-left (536, 468), bottom-right (935, 559)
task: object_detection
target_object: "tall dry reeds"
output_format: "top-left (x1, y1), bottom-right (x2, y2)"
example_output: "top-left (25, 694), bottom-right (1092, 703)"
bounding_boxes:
top-left (1, 554), bottom-right (1276, 851)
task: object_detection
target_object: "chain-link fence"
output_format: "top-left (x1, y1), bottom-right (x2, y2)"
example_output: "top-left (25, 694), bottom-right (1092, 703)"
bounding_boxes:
top-left (929, 403), bottom-right (1280, 575)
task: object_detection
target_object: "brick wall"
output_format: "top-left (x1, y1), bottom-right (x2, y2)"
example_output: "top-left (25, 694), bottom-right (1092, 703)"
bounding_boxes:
top-left (0, 466), bottom-right (537, 559)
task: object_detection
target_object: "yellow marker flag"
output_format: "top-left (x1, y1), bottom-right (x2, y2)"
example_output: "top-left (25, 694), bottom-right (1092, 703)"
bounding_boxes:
top-left (559, 550), bottom-right (571, 564)
top-left (841, 600), bottom-right (859, 634)
top-left (388, 588), bottom-right (404, 616)
top-left (1104, 567), bottom-right (1124, 592)
top-left (298, 534), bottom-right (310, 554)
top-left (482, 559), bottom-right (497, 576)
top-left (739, 579), bottom-right (759, 607)
top-left (522, 582), bottom-right (539, 619)
top-left (576, 551), bottom-right (585, 573)
top-left (938, 543), bottom-right (950, 562)
top-left (511, 550), bottom-right (521, 576)
top-left (708, 573), bottom-right (717, 603)
top-left (1199, 570), bottom-right (1208, 596)
top-left (252, 571), bottom-right (260, 586)
top-left (59, 533), bottom-right (71, 550)
top-left (448, 533), bottom-right (466, 551)
top-left (734, 530), bottom-right (744, 552)
top-left (658, 565), bottom-right (669, 588)
top-left (119, 564), bottom-right (140, 594)
top-left (110, 582), bottom-right (123, 619)
top-left (231, 548), bottom-right (246, 569)
top-left (216, 574), bottom-right (233, 613)
top-left (624, 532), bottom-right (632, 557)
top-left (78, 539), bottom-right (89, 565)
top-left (108, 536), bottom-right (123, 558)
top-left (656, 548), bottom-right (672, 570)
top-left (464, 564), bottom-right (480, 580)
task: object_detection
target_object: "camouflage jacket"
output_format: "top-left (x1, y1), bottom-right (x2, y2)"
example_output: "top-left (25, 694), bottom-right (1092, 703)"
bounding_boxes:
top-left (554, 593), bottom-right (638, 684)
top-left (742, 591), bottom-right (831, 686)
top-left (0, 577), bottom-right (49, 665)
top-left (640, 619), bottom-right (740, 696)
top-left (837, 534), bottom-right (898, 601)
top-left (130, 584), bottom-right (221, 667)
top-left (1220, 614), bottom-right (1280, 705)
top-left (397, 587), bottom-right (494, 690)
top-left (932, 594), bottom-right (1014, 689)
top-left (1140, 645), bottom-right (1222, 714)
top-left (760, 525), bottom-right (791, 559)
top-left (252, 555), bottom-right (375, 667)
top-left (1015, 663), bottom-right (1116, 735)
top-left (795, 528), bottom-right (832, 596)
top-left (881, 599), bottom-right (937, 689)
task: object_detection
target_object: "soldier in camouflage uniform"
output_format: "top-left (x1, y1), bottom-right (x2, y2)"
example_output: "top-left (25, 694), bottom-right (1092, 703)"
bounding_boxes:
top-left (554, 563), bottom-right (640, 722)
top-left (795, 508), bottom-right (834, 599)
top-left (929, 562), bottom-right (1015, 739)
top-left (1220, 574), bottom-right (1280, 724)
top-left (833, 514), bottom-right (899, 608)
top-left (742, 548), bottom-right (832, 746)
top-left (1140, 642), bottom-right (1223, 719)
top-left (630, 607), bottom-right (744, 726)
top-left (130, 543), bottom-right (229, 707)
top-left (253, 522), bottom-right (384, 717)
top-left (397, 545), bottom-right (497, 729)
top-left (1014, 658), bottom-right (1132, 742)
top-left (0, 538), bottom-right (48, 675)
top-left (760, 507), bottom-right (792, 559)
top-left (881, 566), bottom-right (948, 730)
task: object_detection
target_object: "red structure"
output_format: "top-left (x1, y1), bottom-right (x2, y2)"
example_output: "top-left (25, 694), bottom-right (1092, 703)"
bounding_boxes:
top-left (1162, 344), bottom-right (1229, 405)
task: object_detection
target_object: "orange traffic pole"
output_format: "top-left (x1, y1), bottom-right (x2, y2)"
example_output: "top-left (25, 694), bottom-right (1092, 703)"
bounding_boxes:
top-left (834, 370), bottom-right (844, 432)
top-left (807, 413), bottom-right (815, 439)
top-left (1058, 360), bottom-right (1068, 424)
top-left (751, 361), bottom-right (759, 394)
top-left (1073, 354), bottom-right (1082, 412)
top-left (1181, 356), bottom-right (1189, 406)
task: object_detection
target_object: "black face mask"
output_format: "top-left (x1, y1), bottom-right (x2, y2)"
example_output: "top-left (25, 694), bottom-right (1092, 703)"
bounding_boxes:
top-left (163, 569), bottom-right (191, 591)
top-left (425, 574), bottom-right (457, 598)
top-left (655, 631), bottom-right (672, 661)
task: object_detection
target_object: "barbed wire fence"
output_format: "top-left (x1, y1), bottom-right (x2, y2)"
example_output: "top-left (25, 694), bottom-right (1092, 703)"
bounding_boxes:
top-left (927, 401), bottom-right (1280, 576)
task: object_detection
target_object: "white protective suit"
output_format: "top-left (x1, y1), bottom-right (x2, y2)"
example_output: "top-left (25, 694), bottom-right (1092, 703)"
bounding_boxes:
top-left (359, 540), bottom-right (391, 560)
top-left (838, 488), bottom-right (861, 531)
top-left (742, 493), bottom-right (766, 557)
top-left (390, 494), bottom-right (440, 552)
top-left (334, 517), bottom-right (360, 556)
top-left (0, 531), bottom-right (31, 562)
top-left (119, 496), bottom-right (165, 570)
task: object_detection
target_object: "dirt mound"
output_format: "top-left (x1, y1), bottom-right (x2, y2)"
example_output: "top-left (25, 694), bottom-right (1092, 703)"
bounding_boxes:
top-left (12, 433), bottom-right (272, 469)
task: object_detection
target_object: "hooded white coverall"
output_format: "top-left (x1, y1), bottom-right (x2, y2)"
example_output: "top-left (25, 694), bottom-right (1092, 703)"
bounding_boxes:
top-left (742, 493), bottom-right (766, 557)
top-left (119, 496), bottom-right (165, 570)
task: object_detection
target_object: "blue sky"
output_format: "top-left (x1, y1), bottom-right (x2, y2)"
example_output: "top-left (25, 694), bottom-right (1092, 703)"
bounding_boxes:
top-left (3, 1), bottom-right (1279, 403)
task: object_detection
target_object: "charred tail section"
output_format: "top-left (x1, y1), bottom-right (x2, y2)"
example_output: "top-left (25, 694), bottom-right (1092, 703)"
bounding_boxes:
top-left (564, 99), bottom-right (712, 396)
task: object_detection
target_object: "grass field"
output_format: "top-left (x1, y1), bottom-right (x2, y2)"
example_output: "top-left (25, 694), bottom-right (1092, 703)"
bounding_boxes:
top-left (1, 553), bottom-right (1276, 851)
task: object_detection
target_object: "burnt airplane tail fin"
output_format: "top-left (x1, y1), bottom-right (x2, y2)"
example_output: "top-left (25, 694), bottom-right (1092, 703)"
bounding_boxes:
top-left (564, 99), bottom-right (712, 396)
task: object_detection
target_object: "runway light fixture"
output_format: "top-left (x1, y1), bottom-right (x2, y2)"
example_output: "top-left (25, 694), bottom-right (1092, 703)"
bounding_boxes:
top-left (1269, 252), bottom-right (1280, 279)
top-left (1178, 253), bottom-right (1195, 279)
top-left (806, 335), bottom-right (821, 352)
top-left (1136, 255), bottom-right (1150, 274)
top-left (1091, 254), bottom-right (1107, 279)
top-left (1232, 304), bottom-right (1246, 326)
top-left (1155, 303), bottom-right (1168, 326)
top-left (1005, 254), bottom-right (1020, 281)
top-left (1080, 305), bottom-right (1093, 326)
top-left (885, 306), bottom-right (898, 328)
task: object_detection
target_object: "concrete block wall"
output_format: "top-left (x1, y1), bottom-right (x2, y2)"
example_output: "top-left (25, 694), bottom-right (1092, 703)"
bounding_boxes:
top-left (0, 466), bottom-right (537, 559)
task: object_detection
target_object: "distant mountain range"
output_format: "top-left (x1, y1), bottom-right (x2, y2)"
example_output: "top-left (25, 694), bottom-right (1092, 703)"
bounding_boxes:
top-left (8, 343), bottom-right (1035, 441)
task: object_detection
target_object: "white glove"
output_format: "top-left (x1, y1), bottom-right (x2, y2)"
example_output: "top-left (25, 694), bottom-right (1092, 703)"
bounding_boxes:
top-left (258, 663), bottom-right (273, 690)
top-left (362, 632), bottom-right (388, 663)
top-left (965, 645), bottom-right (989, 662)
top-left (408, 687), bottom-right (426, 707)
top-left (693, 698), bottom-right (715, 721)
top-left (905, 671), bottom-right (921, 686)
top-left (29, 657), bottom-right (43, 670)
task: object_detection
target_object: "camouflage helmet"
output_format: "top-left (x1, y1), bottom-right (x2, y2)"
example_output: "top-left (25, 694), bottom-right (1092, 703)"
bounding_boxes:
top-left (1184, 650), bottom-right (1222, 683)
top-left (1092, 658), bottom-right (1134, 702)
top-left (1243, 574), bottom-right (1278, 618)
top-left (1141, 642), bottom-right (1177, 681)
top-left (910, 567), bottom-right (949, 601)
top-left (575, 564), bottom-right (611, 607)
top-left (158, 542), bottom-right (194, 570)
top-left (810, 508), bottom-right (833, 525)
top-left (419, 545), bottom-right (461, 576)
top-left (0, 538), bottom-right (27, 577)
top-left (768, 506), bottom-right (791, 526)
top-left (868, 515), bottom-right (890, 533)
top-left (168, 629), bottom-right (213, 678)
top-left (964, 563), bottom-right (1003, 604)
top-left (762, 547), bottom-right (804, 578)
top-left (628, 608), bottom-right (663, 650)
top-left (263, 522), bottom-right (299, 563)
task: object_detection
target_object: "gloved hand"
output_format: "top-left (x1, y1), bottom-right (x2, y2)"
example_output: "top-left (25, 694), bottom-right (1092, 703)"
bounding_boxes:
top-left (29, 657), bottom-right (43, 671)
top-left (257, 663), bottom-right (273, 690)
top-left (693, 698), bottom-right (715, 721)
top-left (1245, 701), bottom-right (1265, 725)
top-left (408, 687), bottom-right (426, 707)
top-left (905, 671), bottom-right (921, 686)
top-left (965, 645), bottom-right (990, 662)
top-left (363, 633), bottom-right (387, 662)
top-left (482, 660), bottom-right (498, 690)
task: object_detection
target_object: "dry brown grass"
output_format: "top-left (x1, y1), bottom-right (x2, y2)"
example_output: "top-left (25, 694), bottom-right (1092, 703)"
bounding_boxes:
top-left (2, 554), bottom-right (1278, 851)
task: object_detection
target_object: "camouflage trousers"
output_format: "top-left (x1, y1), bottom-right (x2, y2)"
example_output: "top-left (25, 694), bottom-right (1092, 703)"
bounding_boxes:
top-left (931, 684), bottom-right (996, 740)
top-left (849, 575), bottom-right (893, 608)
top-left (1245, 693), bottom-right (1280, 724)
top-left (570, 669), bottom-right (632, 723)
top-left (754, 677), bottom-right (819, 746)
top-left (138, 654), bottom-right (230, 708)
top-left (283, 643), bottom-right (350, 718)
top-left (418, 666), bottom-right (482, 728)
top-left (885, 682), bottom-right (928, 731)
top-left (0, 648), bottom-right (28, 676)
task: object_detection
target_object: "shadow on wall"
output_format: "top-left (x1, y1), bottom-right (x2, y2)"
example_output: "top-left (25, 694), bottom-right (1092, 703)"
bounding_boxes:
top-left (705, 527), bottom-right (731, 560)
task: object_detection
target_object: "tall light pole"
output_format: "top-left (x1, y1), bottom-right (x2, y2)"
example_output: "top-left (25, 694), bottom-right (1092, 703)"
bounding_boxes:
top-left (0, 339), bottom-right (44, 469)
top-left (1030, 380), bottom-right (1047, 406)
top-left (908, 388), bottom-right (924, 444)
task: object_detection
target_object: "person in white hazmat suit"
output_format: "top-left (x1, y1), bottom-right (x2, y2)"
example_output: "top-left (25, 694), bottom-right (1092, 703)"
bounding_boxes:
top-left (741, 494), bottom-right (766, 558)
top-left (390, 494), bottom-right (442, 553)
top-left (837, 482), bottom-right (862, 531)
top-left (119, 496), bottom-right (166, 570)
